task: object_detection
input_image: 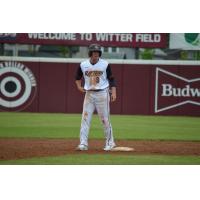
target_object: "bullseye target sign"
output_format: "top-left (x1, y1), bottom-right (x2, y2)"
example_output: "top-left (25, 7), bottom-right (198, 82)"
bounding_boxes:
top-left (0, 61), bottom-right (37, 111)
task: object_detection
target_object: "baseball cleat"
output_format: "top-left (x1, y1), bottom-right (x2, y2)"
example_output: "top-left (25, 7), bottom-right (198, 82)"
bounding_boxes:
top-left (103, 143), bottom-right (116, 151)
top-left (76, 144), bottom-right (88, 151)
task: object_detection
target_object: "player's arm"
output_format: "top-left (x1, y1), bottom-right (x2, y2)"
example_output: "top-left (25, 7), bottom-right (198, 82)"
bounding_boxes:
top-left (106, 64), bottom-right (116, 102)
top-left (75, 66), bottom-right (85, 93)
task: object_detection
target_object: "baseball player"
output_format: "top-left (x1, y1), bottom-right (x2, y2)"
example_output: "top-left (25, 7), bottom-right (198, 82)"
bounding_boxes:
top-left (75, 44), bottom-right (117, 151)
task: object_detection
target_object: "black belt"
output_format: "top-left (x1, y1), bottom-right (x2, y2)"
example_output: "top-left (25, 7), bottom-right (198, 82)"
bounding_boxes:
top-left (88, 89), bottom-right (105, 92)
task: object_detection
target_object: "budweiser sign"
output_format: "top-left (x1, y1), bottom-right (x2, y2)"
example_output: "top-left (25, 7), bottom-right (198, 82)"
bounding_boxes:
top-left (155, 68), bottom-right (200, 113)
top-left (161, 84), bottom-right (200, 97)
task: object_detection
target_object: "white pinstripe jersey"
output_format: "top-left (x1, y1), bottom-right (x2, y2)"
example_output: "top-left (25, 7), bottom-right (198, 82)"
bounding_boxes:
top-left (80, 58), bottom-right (109, 90)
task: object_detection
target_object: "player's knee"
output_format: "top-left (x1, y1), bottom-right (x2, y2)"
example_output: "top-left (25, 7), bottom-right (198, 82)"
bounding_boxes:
top-left (101, 117), bottom-right (110, 127)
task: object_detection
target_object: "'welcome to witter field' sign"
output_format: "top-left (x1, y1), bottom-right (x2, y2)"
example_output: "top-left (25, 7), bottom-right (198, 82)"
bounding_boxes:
top-left (0, 33), bottom-right (167, 48)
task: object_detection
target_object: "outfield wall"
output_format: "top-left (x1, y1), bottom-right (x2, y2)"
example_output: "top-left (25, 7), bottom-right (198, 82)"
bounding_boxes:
top-left (0, 57), bottom-right (200, 116)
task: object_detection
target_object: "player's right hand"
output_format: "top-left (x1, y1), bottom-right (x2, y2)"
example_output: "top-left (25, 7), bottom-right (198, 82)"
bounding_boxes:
top-left (77, 86), bottom-right (85, 93)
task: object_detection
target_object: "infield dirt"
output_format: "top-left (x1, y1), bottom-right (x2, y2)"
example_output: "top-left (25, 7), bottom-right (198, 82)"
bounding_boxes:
top-left (0, 138), bottom-right (200, 161)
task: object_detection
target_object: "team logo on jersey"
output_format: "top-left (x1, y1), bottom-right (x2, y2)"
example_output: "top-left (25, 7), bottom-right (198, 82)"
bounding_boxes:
top-left (0, 61), bottom-right (37, 111)
top-left (155, 67), bottom-right (200, 113)
top-left (85, 70), bottom-right (103, 77)
top-left (85, 71), bottom-right (103, 86)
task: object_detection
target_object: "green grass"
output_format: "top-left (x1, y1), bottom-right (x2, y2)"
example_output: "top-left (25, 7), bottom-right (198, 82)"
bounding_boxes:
top-left (0, 112), bottom-right (200, 165)
top-left (0, 112), bottom-right (200, 141)
top-left (0, 154), bottom-right (200, 165)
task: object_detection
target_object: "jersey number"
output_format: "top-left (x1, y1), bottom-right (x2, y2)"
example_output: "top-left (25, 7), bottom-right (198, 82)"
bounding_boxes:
top-left (90, 76), bottom-right (100, 86)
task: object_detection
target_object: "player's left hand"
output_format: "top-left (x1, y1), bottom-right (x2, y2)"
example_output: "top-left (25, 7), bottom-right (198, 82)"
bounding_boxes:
top-left (111, 87), bottom-right (116, 102)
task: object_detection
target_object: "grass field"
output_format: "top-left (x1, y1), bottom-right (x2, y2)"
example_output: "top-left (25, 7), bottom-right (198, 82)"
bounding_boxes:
top-left (0, 112), bottom-right (200, 164)
top-left (1, 154), bottom-right (200, 165)
top-left (1, 112), bottom-right (200, 140)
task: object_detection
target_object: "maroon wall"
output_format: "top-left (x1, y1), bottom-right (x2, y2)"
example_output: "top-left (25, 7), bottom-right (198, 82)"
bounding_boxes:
top-left (0, 60), bottom-right (200, 116)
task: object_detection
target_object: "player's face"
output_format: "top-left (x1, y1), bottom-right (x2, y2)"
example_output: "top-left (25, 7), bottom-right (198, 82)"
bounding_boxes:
top-left (90, 51), bottom-right (100, 64)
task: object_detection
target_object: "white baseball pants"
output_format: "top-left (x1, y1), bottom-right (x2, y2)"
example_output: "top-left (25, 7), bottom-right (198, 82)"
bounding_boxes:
top-left (79, 88), bottom-right (115, 147)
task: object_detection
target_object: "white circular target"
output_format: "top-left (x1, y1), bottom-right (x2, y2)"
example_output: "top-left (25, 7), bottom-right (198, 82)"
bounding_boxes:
top-left (0, 61), bottom-right (37, 111)
top-left (1, 76), bottom-right (21, 97)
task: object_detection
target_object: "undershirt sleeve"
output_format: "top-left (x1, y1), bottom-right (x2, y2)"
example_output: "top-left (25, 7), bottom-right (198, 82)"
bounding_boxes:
top-left (106, 64), bottom-right (116, 87)
top-left (75, 66), bottom-right (83, 80)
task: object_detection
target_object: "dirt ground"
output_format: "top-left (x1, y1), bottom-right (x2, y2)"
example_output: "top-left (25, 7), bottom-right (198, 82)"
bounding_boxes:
top-left (0, 138), bottom-right (200, 161)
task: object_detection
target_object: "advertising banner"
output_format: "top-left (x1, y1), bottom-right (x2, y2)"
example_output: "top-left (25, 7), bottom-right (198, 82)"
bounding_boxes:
top-left (0, 61), bottom-right (38, 111)
top-left (0, 33), bottom-right (167, 48)
top-left (170, 33), bottom-right (200, 50)
top-left (154, 67), bottom-right (200, 114)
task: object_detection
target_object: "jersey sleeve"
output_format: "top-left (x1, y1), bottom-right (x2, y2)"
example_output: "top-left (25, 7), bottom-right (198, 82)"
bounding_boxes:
top-left (75, 65), bottom-right (83, 80)
top-left (106, 64), bottom-right (116, 87)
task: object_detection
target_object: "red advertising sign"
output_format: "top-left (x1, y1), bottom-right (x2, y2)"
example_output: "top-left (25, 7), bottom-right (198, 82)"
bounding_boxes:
top-left (0, 61), bottom-right (37, 112)
top-left (0, 33), bottom-right (167, 48)
top-left (155, 67), bottom-right (200, 113)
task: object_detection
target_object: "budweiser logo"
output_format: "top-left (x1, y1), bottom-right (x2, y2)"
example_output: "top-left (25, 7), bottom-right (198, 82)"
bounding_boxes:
top-left (155, 68), bottom-right (200, 113)
top-left (162, 84), bottom-right (200, 97)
